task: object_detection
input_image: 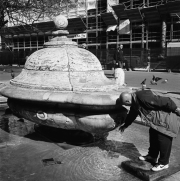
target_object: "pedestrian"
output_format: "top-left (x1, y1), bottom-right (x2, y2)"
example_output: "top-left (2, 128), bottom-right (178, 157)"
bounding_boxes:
top-left (118, 89), bottom-right (180, 172)
top-left (113, 44), bottom-right (123, 69)
top-left (146, 54), bottom-right (151, 72)
top-left (11, 69), bottom-right (15, 79)
top-left (113, 44), bottom-right (129, 71)
top-left (25, 55), bottom-right (29, 61)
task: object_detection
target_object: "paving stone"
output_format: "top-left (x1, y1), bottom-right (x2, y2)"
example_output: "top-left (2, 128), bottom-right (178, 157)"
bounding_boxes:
top-left (121, 159), bottom-right (180, 181)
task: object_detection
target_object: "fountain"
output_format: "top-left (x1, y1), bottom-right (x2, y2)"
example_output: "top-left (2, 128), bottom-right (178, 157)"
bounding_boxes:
top-left (0, 15), bottom-right (132, 138)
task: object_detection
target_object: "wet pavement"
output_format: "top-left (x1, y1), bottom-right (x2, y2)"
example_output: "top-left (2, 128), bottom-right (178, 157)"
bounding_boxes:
top-left (1, 112), bottom-right (180, 181)
top-left (0, 114), bottom-right (142, 181)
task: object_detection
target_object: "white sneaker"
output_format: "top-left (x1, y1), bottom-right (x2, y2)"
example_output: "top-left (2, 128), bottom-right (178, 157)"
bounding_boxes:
top-left (139, 155), bottom-right (157, 163)
top-left (151, 163), bottom-right (169, 171)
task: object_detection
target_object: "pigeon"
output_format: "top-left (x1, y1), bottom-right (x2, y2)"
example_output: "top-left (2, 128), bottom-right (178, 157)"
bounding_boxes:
top-left (141, 78), bottom-right (146, 85)
top-left (150, 75), bottom-right (162, 85)
top-left (161, 79), bottom-right (168, 84)
top-left (141, 78), bottom-right (146, 89)
top-left (11, 69), bottom-right (15, 79)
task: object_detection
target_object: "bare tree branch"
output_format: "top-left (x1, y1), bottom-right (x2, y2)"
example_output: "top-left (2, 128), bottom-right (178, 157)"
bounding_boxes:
top-left (0, 0), bottom-right (78, 31)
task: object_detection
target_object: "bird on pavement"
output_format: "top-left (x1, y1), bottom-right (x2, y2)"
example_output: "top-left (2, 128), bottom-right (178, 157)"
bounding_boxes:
top-left (11, 69), bottom-right (15, 79)
top-left (141, 78), bottom-right (146, 89)
top-left (161, 79), bottom-right (168, 84)
top-left (150, 75), bottom-right (162, 85)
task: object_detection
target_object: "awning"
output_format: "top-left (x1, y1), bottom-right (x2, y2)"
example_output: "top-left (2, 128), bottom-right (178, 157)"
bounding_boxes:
top-left (35, 21), bottom-right (56, 33)
top-left (106, 25), bottom-right (117, 32)
top-left (67, 18), bottom-right (86, 29)
top-left (157, 4), bottom-right (169, 19)
top-left (126, 8), bottom-right (142, 22)
top-left (141, 6), bottom-right (161, 22)
top-left (112, 4), bottom-right (128, 20)
top-left (101, 12), bottom-right (117, 26)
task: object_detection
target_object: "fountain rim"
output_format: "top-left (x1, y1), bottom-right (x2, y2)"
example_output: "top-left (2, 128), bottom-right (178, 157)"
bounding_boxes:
top-left (0, 83), bottom-right (131, 106)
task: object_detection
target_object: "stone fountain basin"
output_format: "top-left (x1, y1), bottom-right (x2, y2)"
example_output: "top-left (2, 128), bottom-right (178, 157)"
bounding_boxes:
top-left (0, 83), bottom-right (131, 110)
top-left (0, 83), bottom-right (130, 134)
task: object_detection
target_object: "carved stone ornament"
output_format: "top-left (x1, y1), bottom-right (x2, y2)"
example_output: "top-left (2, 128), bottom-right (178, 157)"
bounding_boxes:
top-left (0, 15), bottom-right (131, 135)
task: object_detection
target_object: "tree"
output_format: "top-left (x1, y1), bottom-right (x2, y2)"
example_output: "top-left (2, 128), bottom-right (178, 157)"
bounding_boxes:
top-left (0, 0), bottom-right (78, 30)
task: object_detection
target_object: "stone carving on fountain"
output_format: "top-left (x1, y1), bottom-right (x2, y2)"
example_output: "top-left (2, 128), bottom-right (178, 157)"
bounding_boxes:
top-left (0, 15), bottom-right (131, 136)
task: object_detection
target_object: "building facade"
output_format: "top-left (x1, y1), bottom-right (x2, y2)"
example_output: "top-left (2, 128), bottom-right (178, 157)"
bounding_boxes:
top-left (0, 0), bottom-right (180, 70)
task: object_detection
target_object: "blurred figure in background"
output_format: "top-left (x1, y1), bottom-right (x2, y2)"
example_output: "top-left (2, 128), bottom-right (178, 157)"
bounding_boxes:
top-left (113, 44), bottom-right (129, 71)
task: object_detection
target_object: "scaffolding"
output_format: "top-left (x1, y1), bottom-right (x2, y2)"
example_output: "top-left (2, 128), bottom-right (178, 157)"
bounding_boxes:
top-left (0, 0), bottom-right (180, 69)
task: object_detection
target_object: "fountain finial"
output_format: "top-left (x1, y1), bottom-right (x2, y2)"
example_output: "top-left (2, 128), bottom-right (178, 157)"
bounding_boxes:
top-left (52, 15), bottom-right (69, 36)
top-left (53, 15), bottom-right (68, 29)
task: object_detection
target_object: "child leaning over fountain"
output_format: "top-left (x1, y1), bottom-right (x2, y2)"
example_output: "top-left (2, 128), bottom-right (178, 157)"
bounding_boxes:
top-left (118, 89), bottom-right (180, 172)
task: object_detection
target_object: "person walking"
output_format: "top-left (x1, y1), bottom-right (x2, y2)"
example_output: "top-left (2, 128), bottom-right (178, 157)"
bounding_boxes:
top-left (113, 44), bottom-right (129, 70)
top-left (118, 90), bottom-right (180, 172)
